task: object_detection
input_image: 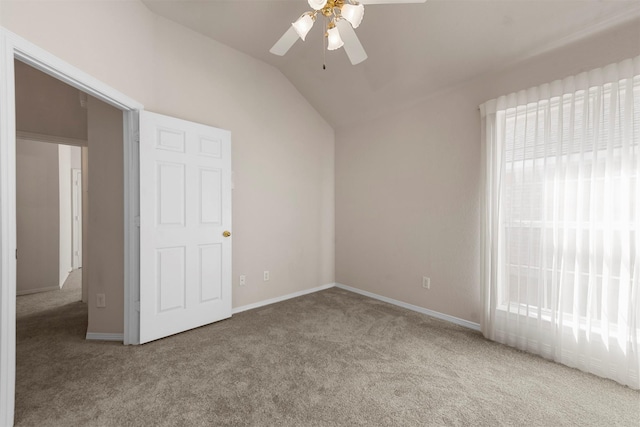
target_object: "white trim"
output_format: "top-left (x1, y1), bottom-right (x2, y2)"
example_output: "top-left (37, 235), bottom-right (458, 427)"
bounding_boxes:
top-left (16, 131), bottom-right (86, 147)
top-left (16, 285), bottom-right (60, 296)
top-left (231, 283), bottom-right (481, 332)
top-left (0, 29), bottom-right (17, 427)
top-left (6, 31), bottom-right (142, 112)
top-left (85, 333), bottom-right (124, 342)
top-left (123, 111), bottom-right (140, 346)
top-left (0, 26), bottom-right (144, 426)
top-left (232, 283), bottom-right (336, 314)
top-left (335, 283), bottom-right (481, 331)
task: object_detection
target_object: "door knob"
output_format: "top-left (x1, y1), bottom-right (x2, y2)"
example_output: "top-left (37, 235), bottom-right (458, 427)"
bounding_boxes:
top-left (223, 231), bottom-right (231, 238)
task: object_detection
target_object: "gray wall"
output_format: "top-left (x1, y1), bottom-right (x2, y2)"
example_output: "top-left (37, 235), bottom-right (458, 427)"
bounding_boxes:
top-left (15, 59), bottom-right (87, 141)
top-left (86, 96), bottom-right (124, 334)
top-left (335, 19), bottom-right (640, 324)
top-left (16, 139), bottom-right (60, 294)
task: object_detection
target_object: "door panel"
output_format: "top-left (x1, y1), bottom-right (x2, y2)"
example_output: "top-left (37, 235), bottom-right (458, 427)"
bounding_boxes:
top-left (139, 111), bottom-right (231, 344)
top-left (199, 243), bottom-right (222, 302)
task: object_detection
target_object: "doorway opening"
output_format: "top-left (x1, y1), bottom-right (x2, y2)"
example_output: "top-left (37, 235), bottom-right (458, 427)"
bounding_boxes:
top-left (13, 60), bottom-right (103, 423)
top-left (16, 139), bottom-right (84, 296)
top-left (0, 28), bottom-right (143, 425)
top-left (15, 59), bottom-right (88, 303)
top-left (13, 57), bottom-right (140, 340)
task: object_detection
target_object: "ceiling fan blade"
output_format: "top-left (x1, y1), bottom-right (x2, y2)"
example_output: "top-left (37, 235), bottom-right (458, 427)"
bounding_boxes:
top-left (360, 0), bottom-right (426, 4)
top-left (336, 20), bottom-right (368, 65)
top-left (270, 26), bottom-right (300, 56)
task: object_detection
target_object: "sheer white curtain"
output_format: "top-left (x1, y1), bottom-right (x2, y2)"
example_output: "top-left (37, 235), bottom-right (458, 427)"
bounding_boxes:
top-left (480, 56), bottom-right (640, 389)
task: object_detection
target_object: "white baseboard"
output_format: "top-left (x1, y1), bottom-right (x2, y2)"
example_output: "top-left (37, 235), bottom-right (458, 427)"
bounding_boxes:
top-left (16, 285), bottom-right (60, 296)
top-left (85, 332), bottom-right (124, 342)
top-left (335, 283), bottom-right (481, 331)
top-left (231, 282), bottom-right (481, 332)
top-left (232, 283), bottom-right (336, 314)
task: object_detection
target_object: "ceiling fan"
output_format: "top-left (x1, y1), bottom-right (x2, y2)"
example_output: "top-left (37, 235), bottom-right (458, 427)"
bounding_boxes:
top-left (270, 0), bottom-right (427, 67)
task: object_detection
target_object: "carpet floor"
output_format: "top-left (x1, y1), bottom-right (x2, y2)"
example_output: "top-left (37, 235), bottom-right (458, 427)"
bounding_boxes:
top-left (15, 272), bottom-right (640, 426)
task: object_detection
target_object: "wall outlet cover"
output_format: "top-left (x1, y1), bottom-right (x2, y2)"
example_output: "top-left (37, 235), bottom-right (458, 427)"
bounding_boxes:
top-left (96, 293), bottom-right (106, 308)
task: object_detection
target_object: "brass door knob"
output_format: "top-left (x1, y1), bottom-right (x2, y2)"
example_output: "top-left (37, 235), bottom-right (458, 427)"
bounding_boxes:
top-left (223, 231), bottom-right (231, 238)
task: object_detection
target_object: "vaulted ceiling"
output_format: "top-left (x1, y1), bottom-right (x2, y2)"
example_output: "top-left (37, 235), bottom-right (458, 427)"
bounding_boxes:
top-left (143, 0), bottom-right (640, 128)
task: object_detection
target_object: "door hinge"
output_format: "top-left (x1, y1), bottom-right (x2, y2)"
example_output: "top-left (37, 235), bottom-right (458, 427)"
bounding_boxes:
top-left (134, 216), bottom-right (140, 227)
top-left (135, 301), bottom-right (141, 312)
top-left (15, 248), bottom-right (17, 259)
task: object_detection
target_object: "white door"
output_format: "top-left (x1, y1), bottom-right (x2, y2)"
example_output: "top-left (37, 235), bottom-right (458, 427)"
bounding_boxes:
top-left (71, 168), bottom-right (82, 269)
top-left (139, 111), bottom-right (232, 344)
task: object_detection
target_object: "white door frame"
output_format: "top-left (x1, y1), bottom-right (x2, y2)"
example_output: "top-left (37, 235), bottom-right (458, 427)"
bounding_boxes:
top-left (71, 168), bottom-right (82, 270)
top-left (0, 27), bottom-right (143, 426)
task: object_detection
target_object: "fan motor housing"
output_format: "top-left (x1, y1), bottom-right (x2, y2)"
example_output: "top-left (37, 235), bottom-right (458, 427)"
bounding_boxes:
top-left (322, 0), bottom-right (345, 17)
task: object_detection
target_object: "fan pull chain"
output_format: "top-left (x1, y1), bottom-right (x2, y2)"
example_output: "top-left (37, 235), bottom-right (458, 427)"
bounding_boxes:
top-left (323, 16), bottom-right (327, 70)
top-left (323, 41), bottom-right (326, 70)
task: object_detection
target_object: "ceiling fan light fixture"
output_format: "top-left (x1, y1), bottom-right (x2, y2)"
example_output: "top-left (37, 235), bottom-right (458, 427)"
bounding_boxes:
top-left (292, 13), bottom-right (315, 41)
top-left (341, 3), bottom-right (364, 28)
top-left (308, 0), bottom-right (327, 11)
top-left (326, 26), bottom-right (344, 51)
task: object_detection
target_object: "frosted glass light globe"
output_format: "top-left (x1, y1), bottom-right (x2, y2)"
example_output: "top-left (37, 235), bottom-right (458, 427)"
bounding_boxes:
top-left (327, 27), bottom-right (344, 51)
top-left (292, 14), bottom-right (315, 41)
top-left (308, 0), bottom-right (328, 11)
top-left (341, 3), bottom-right (364, 29)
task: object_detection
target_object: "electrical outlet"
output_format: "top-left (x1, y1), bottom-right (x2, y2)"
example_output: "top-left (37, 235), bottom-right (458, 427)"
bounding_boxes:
top-left (96, 293), bottom-right (106, 308)
top-left (422, 276), bottom-right (431, 290)
top-left (239, 275), bottom-right (246, 286)
top-left (263, 271), bottom-right (270, 281)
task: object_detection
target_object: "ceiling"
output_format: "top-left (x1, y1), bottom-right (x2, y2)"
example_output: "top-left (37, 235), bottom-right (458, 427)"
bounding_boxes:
top-left (143, 0), bottom-right (640, 128)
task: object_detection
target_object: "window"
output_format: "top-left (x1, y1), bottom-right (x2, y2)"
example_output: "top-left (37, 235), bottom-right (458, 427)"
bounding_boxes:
top-left (481, 58), bottom-right (640, 389)
top-left (498, 81), bottom-right (640, 329)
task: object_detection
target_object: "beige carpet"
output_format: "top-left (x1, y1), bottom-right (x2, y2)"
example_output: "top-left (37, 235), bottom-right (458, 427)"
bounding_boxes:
top-left (15, 272), bottom-right (640, 426)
